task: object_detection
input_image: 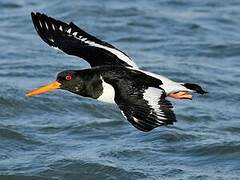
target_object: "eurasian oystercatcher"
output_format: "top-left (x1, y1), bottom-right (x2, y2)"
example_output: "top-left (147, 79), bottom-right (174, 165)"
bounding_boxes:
top-left (27, 12), bottom-right (207, 132)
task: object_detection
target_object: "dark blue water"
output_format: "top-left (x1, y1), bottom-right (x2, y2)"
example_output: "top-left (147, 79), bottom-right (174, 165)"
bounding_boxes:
top-left (1, 0), bottom-right (240, 179)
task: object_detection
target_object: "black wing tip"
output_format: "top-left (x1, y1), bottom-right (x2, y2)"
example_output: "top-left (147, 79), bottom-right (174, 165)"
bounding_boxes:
top-left (30, 11), bottom-right (57, 48)
top-left (31, 12), bottom-right (41, 25)
top-left (31, 12), bottom-right (42, 18)
top-left (31, 11), bottom-right (45, 16)
top-left (31, 12), bottom-right (39, 26)
top-left (31, 12), bottom-right (51, 23)
top-left (31, 12), bottom-right (36, 21)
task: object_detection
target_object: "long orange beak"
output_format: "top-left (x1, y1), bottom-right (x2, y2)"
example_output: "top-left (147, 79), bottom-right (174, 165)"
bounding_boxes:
top-left (26, 81), bottom-right (61, 97)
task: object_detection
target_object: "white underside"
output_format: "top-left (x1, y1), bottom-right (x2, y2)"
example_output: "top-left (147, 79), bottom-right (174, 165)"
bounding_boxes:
top-left (97, 77), bottom-right (115, 103)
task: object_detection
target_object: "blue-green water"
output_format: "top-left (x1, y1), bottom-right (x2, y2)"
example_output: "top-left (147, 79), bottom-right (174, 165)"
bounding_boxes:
top-left (0, 0), bottom-right (240, 179)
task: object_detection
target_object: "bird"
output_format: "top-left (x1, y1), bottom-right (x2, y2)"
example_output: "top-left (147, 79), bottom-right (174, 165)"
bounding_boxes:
top-left (27, 12), bottom-right (207, 132)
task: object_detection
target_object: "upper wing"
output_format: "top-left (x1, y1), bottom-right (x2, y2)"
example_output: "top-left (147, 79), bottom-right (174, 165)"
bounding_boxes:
top-left (31, 12), bottom-right (138, 68)
top-left (100, 67), bottom-right (176, 132)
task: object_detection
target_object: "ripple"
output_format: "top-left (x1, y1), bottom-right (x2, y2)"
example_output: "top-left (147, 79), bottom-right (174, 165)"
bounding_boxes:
top-left (221, 126), bottom-right (240, 134)
top-left (0, 175), bottom-right (53, 180)
top-left (0, 126), bottom-right (43, 146)
top-left (185, 142), bottom-right (240, 157)
top-left (0, 2), bottom-right (22, 9)
top-left (100, 149), bottom-right (145, 160)
top-left (0, 128), bottom-right (26, 141)
top-left (140, 129), bottom-right (198, 144)
top-left (41, 159), bottom-right (146, 179)
top-left (107, 7), bottom-right (143, 18)
top-left (71, 119), bottom-right (124, 132)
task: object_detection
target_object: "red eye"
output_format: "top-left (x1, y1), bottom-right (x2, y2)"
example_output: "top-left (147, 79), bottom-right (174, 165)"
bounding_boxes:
top-left (65, 75), bottom-right (72, 81)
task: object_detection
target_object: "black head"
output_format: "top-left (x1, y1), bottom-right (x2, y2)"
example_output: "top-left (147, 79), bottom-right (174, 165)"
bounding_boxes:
top-left (56, 70), bottom-right (85, 94)
top-left (26, 69), bottom-right (103, 98)
top-left (26, 70), bottom-right (86, 97)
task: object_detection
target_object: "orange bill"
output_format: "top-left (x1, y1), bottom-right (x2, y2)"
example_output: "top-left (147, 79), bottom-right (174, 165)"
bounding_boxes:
top-left (26, 81), bottom-right (61, 97)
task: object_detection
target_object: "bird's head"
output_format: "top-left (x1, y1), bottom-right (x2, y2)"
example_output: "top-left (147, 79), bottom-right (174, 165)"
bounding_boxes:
top-left (26, 70), bottom-right (85, 97)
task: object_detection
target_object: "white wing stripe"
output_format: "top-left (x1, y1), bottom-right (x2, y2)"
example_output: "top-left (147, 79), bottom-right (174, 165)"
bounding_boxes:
top-left (93, 43), bottom-right (138, 68)
top-left (71, 34), bottom-right (138, 68)
top-left (143, 87), bottom-right (165, 119)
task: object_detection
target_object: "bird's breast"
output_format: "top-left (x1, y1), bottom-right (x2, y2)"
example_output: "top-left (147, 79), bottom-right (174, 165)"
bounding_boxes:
top-left (97, 77), bottom-right (115, 104)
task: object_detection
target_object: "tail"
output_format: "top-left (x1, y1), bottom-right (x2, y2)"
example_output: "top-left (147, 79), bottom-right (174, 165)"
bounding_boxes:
top-left (182, 83), bottom-right (207, 94)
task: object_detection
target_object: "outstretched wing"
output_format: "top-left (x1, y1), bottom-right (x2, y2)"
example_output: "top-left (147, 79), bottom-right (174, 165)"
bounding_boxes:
top-left (117, 87), bottom-right (176, 132)
top-left (100, 67), bottom-right (176, 132)
top-left (31, 12), bottom-right (138, 68)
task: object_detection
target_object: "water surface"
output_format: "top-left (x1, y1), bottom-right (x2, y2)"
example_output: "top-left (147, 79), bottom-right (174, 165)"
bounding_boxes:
top-left (0, 0), bottom-right (240, 179)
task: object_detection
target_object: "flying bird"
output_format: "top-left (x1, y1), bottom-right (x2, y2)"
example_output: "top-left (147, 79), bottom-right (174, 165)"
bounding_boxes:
top-left (27, 12), bottom-right (207, 132)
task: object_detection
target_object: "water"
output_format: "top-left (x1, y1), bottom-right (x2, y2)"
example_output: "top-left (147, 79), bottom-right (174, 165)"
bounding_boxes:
top-left (0, 0), bottom-right (240, 179)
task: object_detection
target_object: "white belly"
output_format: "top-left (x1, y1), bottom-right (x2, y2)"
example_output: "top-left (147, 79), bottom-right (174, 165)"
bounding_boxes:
top-left (97, 77), bottom-right (115, 104)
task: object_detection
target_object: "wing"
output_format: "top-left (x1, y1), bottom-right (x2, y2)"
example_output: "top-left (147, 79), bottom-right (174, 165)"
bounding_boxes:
top-left (31, 12), bottom-right (138, 68)
top-left (100, 67), bottom-right (176, 132)
top-left (117, 87), bottom-right (176, 132)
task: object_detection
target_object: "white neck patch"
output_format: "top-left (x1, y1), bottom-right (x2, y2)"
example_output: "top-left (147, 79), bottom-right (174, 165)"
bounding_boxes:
top-left (97, 76), bottom-right (115, 104)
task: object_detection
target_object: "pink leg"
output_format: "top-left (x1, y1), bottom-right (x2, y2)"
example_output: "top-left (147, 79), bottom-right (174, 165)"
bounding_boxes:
top-left (168, 91), bottom-right (192, 100)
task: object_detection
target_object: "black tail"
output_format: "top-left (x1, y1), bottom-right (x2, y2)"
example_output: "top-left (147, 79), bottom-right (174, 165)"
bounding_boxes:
top-left (182, 83), bottom-right (207, 94)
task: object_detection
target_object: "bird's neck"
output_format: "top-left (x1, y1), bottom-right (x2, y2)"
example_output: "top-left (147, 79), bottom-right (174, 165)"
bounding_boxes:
top-left (79, 73), bottom-right (103, 99)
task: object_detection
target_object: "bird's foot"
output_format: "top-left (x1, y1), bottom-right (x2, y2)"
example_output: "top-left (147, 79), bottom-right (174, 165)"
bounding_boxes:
top-left (168, 91), bottom-right (192, 100)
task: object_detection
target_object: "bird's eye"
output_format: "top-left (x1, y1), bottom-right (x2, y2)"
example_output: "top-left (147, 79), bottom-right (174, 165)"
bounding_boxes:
top-left (65, 75), bottom-right (72, 81)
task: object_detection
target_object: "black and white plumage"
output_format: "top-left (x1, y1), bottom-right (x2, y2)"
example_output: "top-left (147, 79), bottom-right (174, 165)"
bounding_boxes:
top-left (28, 67), bottom-right (176, 132)
top-left (31, 12), bottom-right (137, 68)
top-left (27, 12), bottom-right (207, 132)
top-left (98, 66), bottom-right (176, 131)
